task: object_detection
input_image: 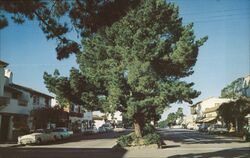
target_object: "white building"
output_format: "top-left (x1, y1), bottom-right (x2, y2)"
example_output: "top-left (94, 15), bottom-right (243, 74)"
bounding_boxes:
top-left (92, 111), bottom-right (123, 129)
top-left (190, 97), bottom-right (232, 124)
top-left (0, 60), bottom-right (53, 141)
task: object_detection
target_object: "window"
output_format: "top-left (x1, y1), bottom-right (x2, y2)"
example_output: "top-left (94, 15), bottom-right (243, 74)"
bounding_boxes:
top-left (33, 96), bottom-right (39, 105)
top-left (45, 98), bottom-right (49, 106)
top-left (12, 92), bottom-right (18, 99)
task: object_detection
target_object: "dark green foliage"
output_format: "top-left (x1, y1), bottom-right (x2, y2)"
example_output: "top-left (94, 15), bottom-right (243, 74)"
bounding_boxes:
top-left (143, 133), bottom-right (161, 145)
top-left (43, 68), bottom-right (100, 111)
top-left (143, 124), bottom-right (155, 135)
top-left (0, 0), bottom-right (141, 59)
top-left (117, 133), bottom-right (135, 147)
top-left (219, 97), bottom-right (250, 132)
top-left (157, 120), bottom-right (168, 128)
top-left (158, 107), bottom-right (184, 128)
top-left (43, 0), bottom-right (207, 137)
top-left (117, 132), bottom-right (162, 147)
top-left (221, 77), bottom-right (249, 98)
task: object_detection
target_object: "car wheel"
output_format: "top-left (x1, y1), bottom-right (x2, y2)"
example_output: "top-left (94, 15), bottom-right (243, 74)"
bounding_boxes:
top-left (37, 138), bottom-right (42, 144)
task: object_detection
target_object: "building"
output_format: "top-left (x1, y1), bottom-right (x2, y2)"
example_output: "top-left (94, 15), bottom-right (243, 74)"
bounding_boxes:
top-left (190, 97), bottom-right (232, 124)
top-left (92, 111), bottom-right (123, 129)
top-left (0, 60), bottom-right (53, 141)
top-left (181, 115), bottom-right (194, 127)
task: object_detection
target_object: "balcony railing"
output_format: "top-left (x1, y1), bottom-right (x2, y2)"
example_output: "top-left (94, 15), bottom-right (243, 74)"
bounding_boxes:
top-left (0, 96), bottom-right (10, 107)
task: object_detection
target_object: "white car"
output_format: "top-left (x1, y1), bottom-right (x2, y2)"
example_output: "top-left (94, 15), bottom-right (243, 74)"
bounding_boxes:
top-left (114, 127), bottom-right (126, 133)
top-left (187, 123), bottom-right (201, 130)
top-left (18, 129), bottom-right (55, 145)
top-left (208, 124), bottom-right (228, 134)
top-left (52, 127), bottom-right (73, 139)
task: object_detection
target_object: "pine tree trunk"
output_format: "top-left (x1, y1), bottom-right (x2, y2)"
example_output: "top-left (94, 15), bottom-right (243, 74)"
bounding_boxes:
top-left (134, 114), bottom-right (144, 138)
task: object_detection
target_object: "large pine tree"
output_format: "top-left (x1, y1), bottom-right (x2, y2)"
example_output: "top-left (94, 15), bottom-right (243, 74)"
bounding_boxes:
top-left (44, 0), bottom-right (207, 137)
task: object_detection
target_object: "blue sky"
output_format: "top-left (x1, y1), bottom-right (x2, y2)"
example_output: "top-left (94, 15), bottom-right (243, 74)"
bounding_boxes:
top-left (0, 0), bottom-right (249, 119)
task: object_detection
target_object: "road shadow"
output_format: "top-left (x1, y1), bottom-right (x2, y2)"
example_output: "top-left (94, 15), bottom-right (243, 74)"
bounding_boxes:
top-left (167, 147), bottom-right (250, 158)
top-left (33, 131), bottom-right (131, 146)
top-left (161, 145), bottom-right (180, 149)
top-left (0, 147), bottom-right (127, 158)
top-left (159, 129), bottom-right (245, 144)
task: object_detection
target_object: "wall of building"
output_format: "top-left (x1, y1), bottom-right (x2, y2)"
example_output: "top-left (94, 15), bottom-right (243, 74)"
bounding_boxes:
top-left (195, 97), bottom-right (232, 115)
top-left (83, 112), bottom-right (93, 121)
top-left (0, 68), bottom-right (5, 96)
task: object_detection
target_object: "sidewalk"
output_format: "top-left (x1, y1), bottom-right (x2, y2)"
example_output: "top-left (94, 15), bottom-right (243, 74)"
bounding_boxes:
top-left (0, 142), bottom-right (20, 148)
top-left (0, 141), bottom-right (20, 148)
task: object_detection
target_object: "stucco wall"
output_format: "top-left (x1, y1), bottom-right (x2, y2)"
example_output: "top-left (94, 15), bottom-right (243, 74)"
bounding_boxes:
top-left (0, 68), bottom-right (4, 96)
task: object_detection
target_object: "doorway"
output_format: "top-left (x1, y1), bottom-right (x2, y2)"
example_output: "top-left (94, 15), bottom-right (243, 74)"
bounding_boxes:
top-left (0, 115), bottom-right (10, 141)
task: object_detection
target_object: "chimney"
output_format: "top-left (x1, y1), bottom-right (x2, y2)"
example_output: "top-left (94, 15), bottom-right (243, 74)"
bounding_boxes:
top-left (5, 69), bottom-right (13, 84)
top-left (0, 60), bottom-right (9, 96)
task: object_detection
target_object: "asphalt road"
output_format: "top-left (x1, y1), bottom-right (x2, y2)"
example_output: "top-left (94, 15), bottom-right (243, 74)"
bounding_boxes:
top-left (0, 129), bottom-right (249, 158)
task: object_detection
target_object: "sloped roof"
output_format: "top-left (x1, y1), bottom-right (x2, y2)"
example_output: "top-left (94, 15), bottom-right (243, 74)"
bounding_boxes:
top-left (0, 60), bottom-right (8, 67)
top-left (9, 83), bottom-right (53, 98)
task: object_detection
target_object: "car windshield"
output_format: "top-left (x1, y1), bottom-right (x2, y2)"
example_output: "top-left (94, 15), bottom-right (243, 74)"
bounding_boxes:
top-left (53, 128), bottom-right (66, 132)
top-left (34, 129), bottom-right (45, 133)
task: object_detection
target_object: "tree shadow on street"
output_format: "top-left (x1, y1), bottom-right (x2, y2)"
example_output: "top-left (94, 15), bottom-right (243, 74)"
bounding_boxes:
top-left (159, 129), bottom-right (245, 144)
top-left (167, 147), bottom-right (250, 158)
top-left (0, 147), bottom-right (127, 158)
top-left (36, 131), bottom-right (131, 146)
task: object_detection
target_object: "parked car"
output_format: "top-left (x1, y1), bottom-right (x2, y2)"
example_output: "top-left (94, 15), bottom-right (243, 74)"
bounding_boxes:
top-left (18, 129), bottom-right (55, 145)
top-left (242, 114), bottom-right (250, 141)
top-left (242, 125), bottom-right (250, 141)
top-left (98, 124), bottom-right (113, 133)
top-left (199, 124), bottom-right (209, 132)
top-left (208, 124), bottom-right (228, 134)
top-left (81, 127), bottom-right (98, 134)
top-left (52, 127), bottom-right (73, 139)
top-left (187, 123), bottom-right (200, 130)
top-left (114, 124), bottom-right (126, 133)
top-left (98, 126), bottom-right (107, 133)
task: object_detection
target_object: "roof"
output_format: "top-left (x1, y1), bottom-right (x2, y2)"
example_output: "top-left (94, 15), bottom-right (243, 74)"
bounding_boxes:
top-left (9, 83), bottom-right (53, 98)
top-left (190, 101), bottom-right (202, 107)
top-left (190, 97), bottom-right (220, 107)
top-left (204, 106), bottom-right (220, 114)
top-left (4, 86), bottom-right (23, 95)
top-left (202, 116), bottom-right (217, 123)
top-left (0, 60), bottom-right (9, 67)
top-left (203, 98), bottom-right (235, 113)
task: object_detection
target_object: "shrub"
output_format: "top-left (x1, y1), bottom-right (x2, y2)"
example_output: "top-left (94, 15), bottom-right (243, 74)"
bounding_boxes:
top-left (143, 133), bottom-right (161, 145)
top-left (144, 124), bottom-right (155, 135)
top-left (117, 133), bottom-right (135, 147)
top-left (117, 131), bottom-right (164, 147)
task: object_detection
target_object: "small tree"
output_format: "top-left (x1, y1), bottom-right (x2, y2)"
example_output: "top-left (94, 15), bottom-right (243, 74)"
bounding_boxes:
top-left (219, 97), bottom-right (250, 132)
top-left (220, 76), bottom-right (250, 132)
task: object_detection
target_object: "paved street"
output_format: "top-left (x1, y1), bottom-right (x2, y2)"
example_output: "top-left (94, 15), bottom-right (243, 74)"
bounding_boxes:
top-left (0, 129), bottom-right (249, 158)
